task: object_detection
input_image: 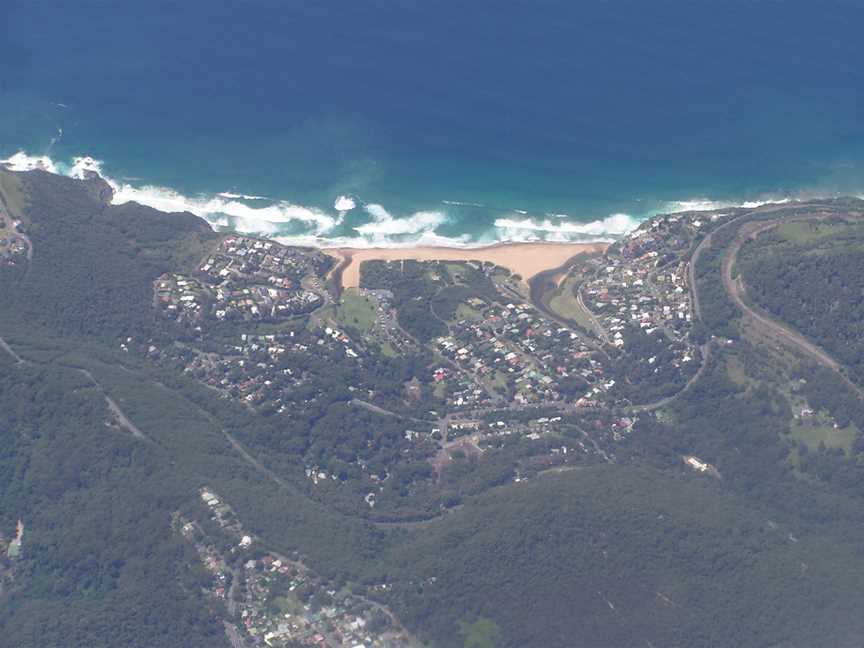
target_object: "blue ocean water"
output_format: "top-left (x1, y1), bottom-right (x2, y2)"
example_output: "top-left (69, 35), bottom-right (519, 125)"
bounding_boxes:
top-left (2, 0), bottom-right (864, 246)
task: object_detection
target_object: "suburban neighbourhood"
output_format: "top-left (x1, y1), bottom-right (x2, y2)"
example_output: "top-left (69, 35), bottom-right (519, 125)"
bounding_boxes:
top-left (131, 207), bottom-right (731, 513)
top-left (181, 488), bottom-right (417, 648)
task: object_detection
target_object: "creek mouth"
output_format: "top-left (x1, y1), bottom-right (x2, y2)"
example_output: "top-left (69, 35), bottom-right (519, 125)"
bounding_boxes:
top-left (528, 254), bottom-right (589, 331)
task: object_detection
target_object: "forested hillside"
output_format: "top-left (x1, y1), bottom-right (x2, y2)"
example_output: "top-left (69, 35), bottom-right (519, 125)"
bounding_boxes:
top-left (0, 361), bottom-right (226, 648)
top-left (0, 170), bottom-right (215, 338)
top-left (385, 466), bottom-right (864, 648)
top-left (738, 218), bottom-right (864, 385)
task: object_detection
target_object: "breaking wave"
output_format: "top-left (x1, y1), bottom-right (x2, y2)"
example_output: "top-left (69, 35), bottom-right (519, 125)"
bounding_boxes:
top-left (356, 205), bottom-right (448, 236)
top-left (1, 151), bottom-right (59, 173)
top-left (495, 213), bottom-right (641, 242)
top-left (274, 230), bottom-right (474, 250)
top-left (1, 151), bottom-right (339, 236)
top-left (662, 197), bottom-right (791, 212)
top-left (442, 199), bottom-right (485, 207)
top-left (218, 191), bottom-right (269, 201)
top-left (334, 195), bottom-right (356, 211)
top-left (0, 151), bottom-right (464, 246)
top-left (1, 149), bottom-right (836, 250)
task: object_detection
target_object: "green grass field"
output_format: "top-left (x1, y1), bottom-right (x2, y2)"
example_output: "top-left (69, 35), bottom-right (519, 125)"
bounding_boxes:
top-left (0, 171), bottom-right (27, 223)
top-left (333, 289), bottom-right (378, 333)
top-left (547, 275), bottom-right (596, 331)
top-left (790, 414), bottom-right (858, 454)
top-left (770, 220), bottom-right (864, 250)
top-left (379, 340), bottom-right (397, 358)
top-left (433, 381), bottom-right (446, 399)
top-left (454, 302), bottom-right (484, 323)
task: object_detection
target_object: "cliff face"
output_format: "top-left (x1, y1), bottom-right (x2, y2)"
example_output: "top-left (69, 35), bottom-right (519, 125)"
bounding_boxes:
top-left (80, 170), bottom-right (115, 206)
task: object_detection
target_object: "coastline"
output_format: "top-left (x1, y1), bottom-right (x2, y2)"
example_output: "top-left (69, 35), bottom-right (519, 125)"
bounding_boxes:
top-left (326, 241), bottom-right (609, 290)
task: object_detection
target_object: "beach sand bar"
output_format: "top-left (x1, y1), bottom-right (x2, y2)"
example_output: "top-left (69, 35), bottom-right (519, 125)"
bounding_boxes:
top-left (329, 242), bottom-right (608, 289)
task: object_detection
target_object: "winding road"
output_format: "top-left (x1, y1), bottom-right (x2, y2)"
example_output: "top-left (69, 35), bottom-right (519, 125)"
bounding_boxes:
top-left (720, 215), bottom-right (863, 396)
top-left (688, 203), bottom-right (864, 397)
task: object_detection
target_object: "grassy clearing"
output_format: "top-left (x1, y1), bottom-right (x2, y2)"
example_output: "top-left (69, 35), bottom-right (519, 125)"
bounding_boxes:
top-left (377, 340), bottom-right (397, 358)
top-left (724, 354), bottom-right (756, 388)
top-left (453, 302), bottom-right (484, 323)
top-left (274, 594), bottom-right (305, 615)
top-left (772, 220), bottom-right (853, 245)
top-left (547, 275), bottom-right (595, 330)
top-left (774, 221), bottom-right (826, 244)
top-left (334, 289), bottom-right (377, 333)
top-left (491, 371), bottom-right (509, 391)
top-left (433, 381), bottom-right (446, 400)
top-left (443, 261), bottom-right (471, 282)
top-left (764, 220), bottom-right (864, 257)
top-left (654, 408), bottom-right (676, 425)
top-left (0, 171), bottom-right (27, 223)
top-left (721, 345), bottom-right (859, 456)
top-left (790, 413), bottom-right (858, 454)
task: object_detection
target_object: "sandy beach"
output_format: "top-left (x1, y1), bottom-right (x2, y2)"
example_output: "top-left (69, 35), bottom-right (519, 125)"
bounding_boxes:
top-left (328, 242), bottom-right (608, 289)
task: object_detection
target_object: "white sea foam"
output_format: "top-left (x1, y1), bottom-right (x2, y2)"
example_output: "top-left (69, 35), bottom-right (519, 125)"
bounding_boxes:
top-left (218, 191), bottom-right (269, 200)
top-left (69, 155), bottom-right (103, 178)
top-left (1, 151), bottom-right (339, 236)
top-left (495, 213), bottom-right (640, 240)
top-left (662, 197), bottom-right (791, 213)
top-left (112, 183), bottom-right (339, 235)
top-left (442, 199), bottom-right (486, 208)
top-left (334, 195), bottom-right (356, 211)
top-left (354, 203), bottom-right (449, 245)
top-left (355, 210), bottom-right (448, 236)
top-left (1, 151), bottom-right (59, 173)
top-left (3, 149), bottom-right (854, 250)
top-left (363, 203), bottom-right (392, 222)
top-left (275, 229), bottom-right (473, 249)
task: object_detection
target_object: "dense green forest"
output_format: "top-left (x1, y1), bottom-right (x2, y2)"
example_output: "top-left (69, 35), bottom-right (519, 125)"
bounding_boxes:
top-left (0, 170), bottom-right (215, 339)
top-left (0, 362), bottom-right (226, 648)
top-left (385, 465), bottom-right (864, 648)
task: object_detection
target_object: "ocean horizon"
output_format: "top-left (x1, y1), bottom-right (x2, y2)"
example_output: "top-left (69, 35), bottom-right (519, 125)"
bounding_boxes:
top-left (3, 1), bottom-right (863, 248)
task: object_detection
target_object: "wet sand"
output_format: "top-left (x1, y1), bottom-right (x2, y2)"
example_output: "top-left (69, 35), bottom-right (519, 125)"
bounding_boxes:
top-left (327, 242), bottom-right (608, 289)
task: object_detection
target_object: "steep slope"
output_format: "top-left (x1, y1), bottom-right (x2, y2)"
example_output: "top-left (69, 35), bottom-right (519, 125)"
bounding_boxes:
top-left (384, 466), bottom-right (864, 648)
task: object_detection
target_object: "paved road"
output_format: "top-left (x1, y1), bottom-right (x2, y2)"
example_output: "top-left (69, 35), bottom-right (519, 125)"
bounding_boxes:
top-left (626, 343), bottom-right (712, 414)
top-left (576, 288), bottom-right (610, 344)
top-left (688, 203), bottom-right (864, 397)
